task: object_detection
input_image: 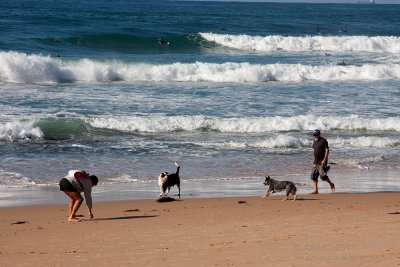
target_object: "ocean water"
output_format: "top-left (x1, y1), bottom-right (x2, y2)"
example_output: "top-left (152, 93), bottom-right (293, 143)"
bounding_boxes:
top-left (0, 0), bottom-right (399, 206)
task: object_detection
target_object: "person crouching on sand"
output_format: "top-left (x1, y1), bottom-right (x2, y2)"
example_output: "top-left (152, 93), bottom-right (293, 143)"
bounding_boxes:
top-left (59, 170), bottom-right (98, 222)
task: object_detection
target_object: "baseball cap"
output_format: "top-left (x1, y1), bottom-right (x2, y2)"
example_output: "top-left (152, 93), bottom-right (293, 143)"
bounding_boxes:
top-left (312, 129), bottom-right (321, 136)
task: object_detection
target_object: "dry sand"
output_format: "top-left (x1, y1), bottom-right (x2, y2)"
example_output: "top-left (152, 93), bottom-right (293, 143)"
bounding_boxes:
top-left (1, 193), bottom-right (399, 267)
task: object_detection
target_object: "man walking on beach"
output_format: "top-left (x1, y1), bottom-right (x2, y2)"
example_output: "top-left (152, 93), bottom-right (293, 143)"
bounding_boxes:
top-left (310, 129), bottom-right (335, 194)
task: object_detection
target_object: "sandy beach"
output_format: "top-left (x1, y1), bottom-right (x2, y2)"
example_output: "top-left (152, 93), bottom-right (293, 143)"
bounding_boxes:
top-left (1, 193), bottom-right (399, 267)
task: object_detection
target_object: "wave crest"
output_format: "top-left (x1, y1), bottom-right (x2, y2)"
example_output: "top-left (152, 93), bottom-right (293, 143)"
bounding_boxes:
top-left (0, 121), bottom-right (43, 142)
top-left (1, 51), bottom-right (400, 84)
top-left (88, 115), bottom-right (400, 133)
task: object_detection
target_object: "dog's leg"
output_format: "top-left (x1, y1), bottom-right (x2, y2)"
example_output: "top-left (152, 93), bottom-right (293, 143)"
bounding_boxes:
top-left (263, 190), bottom-right (274, 198)
top-left (284, 187), bottom-right (290, 201)
top-left (177, 183), bottom-right (181, 199)
top-left (292, 187), bottom-right (297, 201)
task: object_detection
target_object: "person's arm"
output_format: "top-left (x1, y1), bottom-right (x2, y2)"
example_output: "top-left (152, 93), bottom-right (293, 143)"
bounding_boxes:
top-left (322, 144), bottom-right (329, 165)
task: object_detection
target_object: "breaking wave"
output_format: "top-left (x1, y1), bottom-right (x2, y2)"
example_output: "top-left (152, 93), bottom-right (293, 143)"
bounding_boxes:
top-left (0, 169), bottom-right (36, 187)
top-left (199, 33), bottom-right (400, 53)
top-left (1, 115), bottom-right (399, 143)
top-left (1, 51), bottom-right (400, 84)
top-left (87, 115), bottom-right (400, 133)
top-left (0, 121), bottom-right (43, 142)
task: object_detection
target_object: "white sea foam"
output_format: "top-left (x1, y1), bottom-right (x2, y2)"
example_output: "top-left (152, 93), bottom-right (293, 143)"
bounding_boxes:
top-left (101, 173), bottom-right (138, 184)
top-left (337, 155), bottom-right (386, 169)
top-left (0, 169), bottom-right (36, 187)
top-left (331, 136), bottom-right (399, 148)
top-left (193, 136), bottom-right (397, 149)
top-left (1, 51), bottom-right (400, 84)
top-left (193, 136), bottom-right (309, 149)
top-left (0, 121), bottom-right (43, 141)
top-left (87, 115), bottom-right (400, 133)
top-left (71, 144), bottom-right (92, 149)
top-left (200, 33), bottom-right (400, 53)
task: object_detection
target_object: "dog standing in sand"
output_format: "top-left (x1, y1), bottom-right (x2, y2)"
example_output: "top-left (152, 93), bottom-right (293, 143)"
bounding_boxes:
top-left (262, 175), bottom-right (297, 201)
top-left (158, 162), bottom-right (181, 199)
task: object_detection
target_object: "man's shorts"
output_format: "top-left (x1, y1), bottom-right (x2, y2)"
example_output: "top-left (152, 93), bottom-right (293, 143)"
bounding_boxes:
top-left (311, 165), bottom-right (329, 181)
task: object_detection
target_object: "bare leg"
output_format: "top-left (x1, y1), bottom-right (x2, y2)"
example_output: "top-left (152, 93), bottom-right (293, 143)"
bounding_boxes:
top-left (64, 191), bottom-right (83, 222)
top-left (68, 198), bottom-right (74, 217)
top-left (325, 178), bottom-right (335, 192)
top-left (310, 181), bottom-right (318, 194)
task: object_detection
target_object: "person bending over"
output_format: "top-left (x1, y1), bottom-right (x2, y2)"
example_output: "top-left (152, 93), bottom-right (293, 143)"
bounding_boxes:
top-left (59, 170), bottom-right (98, 222)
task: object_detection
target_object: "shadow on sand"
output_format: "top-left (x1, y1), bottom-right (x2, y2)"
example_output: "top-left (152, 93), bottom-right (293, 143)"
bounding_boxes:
top-left (93, 215), bottom-right (158, 221)
top-left (156, 197), bottom-right (179, 203)
top-left (263, 198), bottom-right (321, 201)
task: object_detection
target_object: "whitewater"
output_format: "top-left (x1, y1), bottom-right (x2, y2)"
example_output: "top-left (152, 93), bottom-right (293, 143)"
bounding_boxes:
top-left (0, 0), bottom-right (399, 206)
top-left (2, 51), bottom-right (400, 83)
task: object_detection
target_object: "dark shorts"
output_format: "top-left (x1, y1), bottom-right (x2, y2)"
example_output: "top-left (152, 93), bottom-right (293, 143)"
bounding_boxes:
top-left (311, 165), bottom-right (329, 181)
top-left (59, 178), bottom-right (77, 192)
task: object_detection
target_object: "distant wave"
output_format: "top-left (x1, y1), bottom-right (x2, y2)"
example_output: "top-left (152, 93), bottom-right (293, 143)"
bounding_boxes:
top-left (200, 33), bottom-right (400, 53)
top-left (1, 51), bottom-right (400, 84)
top-left (38, 33), bottom-right (203, 53)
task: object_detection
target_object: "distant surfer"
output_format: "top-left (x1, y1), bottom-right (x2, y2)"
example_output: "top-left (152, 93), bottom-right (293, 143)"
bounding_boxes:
top-left (337, 60), bottom-right (347, 66)
top-left (158, 38), bottom-right (170, 47)
top-left (218, 26), bottom-right (230, 32)
top-left (317, 28), bottom-right (327, 36)
top-left (325, 53), bottom-right (332, 56)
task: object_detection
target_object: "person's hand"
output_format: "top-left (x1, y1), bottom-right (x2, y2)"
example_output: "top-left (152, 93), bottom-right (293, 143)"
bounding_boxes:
top-left (88, 211), bottom-right (94, 219)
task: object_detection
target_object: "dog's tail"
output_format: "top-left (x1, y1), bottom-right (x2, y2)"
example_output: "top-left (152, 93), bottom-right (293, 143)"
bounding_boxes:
top-left (175, 162), bottom-right (180, 175)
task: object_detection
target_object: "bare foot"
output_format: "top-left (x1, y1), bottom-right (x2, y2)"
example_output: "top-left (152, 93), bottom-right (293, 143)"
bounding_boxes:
top-left (68, 217), bottom-right (81, 222)
top-left (309, 191), bottom-right (318, 194)
top-left (331, 184), bottom-right (335, 192)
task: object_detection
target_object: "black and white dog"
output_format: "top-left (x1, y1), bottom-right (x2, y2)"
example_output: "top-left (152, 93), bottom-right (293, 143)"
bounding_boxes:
top-left (263, 175), bottom-right (297, 201)
top-left (158, 162), bottom-right (181, 199)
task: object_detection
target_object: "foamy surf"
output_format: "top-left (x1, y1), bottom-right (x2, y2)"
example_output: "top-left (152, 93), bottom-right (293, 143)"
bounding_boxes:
top-left (199, 33), bottom-right (400, 53)
top-left (1, 115), bottom-right (399, 143)
top-left (1, 51), bottom-right (400, 84)
top-left (87, 115), bottom-right (400, 133)
top-left (0, 169), bottom-right (36, 187)
top-left (0, 121), bottom-right (43, 142)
